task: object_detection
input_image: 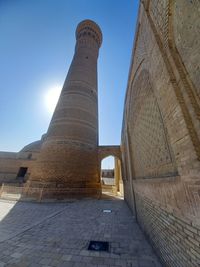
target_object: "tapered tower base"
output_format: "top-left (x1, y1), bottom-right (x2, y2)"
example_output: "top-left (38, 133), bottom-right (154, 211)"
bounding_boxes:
top-left (25, 180), bottom-right (101, 199)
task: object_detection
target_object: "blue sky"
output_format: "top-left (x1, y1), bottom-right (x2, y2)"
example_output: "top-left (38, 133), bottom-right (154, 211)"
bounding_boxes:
top-left (0, 0), bottom-right (139, 165)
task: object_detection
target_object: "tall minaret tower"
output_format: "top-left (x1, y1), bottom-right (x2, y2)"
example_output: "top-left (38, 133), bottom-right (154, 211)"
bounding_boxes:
top-left (29, 20), bottom-right (102, 197)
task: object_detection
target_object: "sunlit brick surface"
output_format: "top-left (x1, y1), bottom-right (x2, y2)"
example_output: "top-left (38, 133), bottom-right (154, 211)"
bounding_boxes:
top-left (29, 20), bottom-right (103, 196)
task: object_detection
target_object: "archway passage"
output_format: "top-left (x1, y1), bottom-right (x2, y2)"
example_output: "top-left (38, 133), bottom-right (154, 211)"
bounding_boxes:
top-left (101, 156), bottom-right (115, 186)
top-left (98, 145), bottom-right (121, 161)
top-left (98, 146), bottom-right (123, 197)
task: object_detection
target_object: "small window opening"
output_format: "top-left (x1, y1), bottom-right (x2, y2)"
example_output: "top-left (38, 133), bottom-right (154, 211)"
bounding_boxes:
top-left (16, 167), bottom-right (28, 183)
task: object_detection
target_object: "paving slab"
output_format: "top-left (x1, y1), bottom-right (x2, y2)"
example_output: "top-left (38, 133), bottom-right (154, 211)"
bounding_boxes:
top-left (0, 198), bottom-right (162, 267)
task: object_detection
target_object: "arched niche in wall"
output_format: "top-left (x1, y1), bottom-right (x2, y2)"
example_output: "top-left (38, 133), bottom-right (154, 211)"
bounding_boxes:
top-left (128, 69), bottom-right (177, 179)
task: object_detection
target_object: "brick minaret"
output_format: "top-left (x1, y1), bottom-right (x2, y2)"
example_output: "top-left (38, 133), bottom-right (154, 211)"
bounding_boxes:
top-left (29, 20), bottom-right (102, 197)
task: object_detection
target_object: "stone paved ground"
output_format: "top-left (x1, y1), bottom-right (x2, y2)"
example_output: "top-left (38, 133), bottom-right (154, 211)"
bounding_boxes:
top-left (0, 197), bottom-right (162, 267)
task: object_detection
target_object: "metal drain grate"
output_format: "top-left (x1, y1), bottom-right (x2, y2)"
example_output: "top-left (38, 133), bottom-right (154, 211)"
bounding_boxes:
top-left (102, 209), bottom-right (112, 213)
top-left (88, 241), bottom-right (109, 252)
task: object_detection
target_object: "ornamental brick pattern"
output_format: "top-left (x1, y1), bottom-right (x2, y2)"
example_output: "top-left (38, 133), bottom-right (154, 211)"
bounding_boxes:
top-left (122, 0), bottom-right (200, 266)
top-left (128, 69), bottom-right (177, 179)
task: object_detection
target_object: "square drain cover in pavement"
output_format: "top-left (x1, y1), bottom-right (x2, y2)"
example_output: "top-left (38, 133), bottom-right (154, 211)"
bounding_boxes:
top-left (103, 209), bottom-right (112, 213)
top-left (88, 241), bottom-right (109, 252)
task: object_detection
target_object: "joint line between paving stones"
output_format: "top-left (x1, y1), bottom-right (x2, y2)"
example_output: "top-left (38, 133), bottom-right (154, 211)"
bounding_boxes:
top-left (0, 201), bottom-right (76, 244)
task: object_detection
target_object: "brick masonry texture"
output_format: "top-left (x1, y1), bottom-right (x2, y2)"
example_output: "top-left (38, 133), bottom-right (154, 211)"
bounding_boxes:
top-left (121, 0), bottom-right (200, 266)
top-left (29, 20), bottom-right (103, 196)
top-left (135, 193), bottom-right (200, 267)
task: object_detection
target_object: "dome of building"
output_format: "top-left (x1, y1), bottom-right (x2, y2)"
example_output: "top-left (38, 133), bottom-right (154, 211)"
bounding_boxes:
top-left (20, 140), bottom-right (42, 153)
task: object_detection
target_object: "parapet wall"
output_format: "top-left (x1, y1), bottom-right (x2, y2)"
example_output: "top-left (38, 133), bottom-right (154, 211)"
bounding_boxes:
top-left (121, 1), bottom-right (200, 266)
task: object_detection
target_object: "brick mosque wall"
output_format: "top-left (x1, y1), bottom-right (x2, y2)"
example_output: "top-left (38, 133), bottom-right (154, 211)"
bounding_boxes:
top-left (0, 151), bottom-right (38, 184)
top-left (121, 0), bottom-right (200, 266)
top-left (136, 193), bottom-right (200, 267)
top-left (0, 152), bottom-right (20, 183)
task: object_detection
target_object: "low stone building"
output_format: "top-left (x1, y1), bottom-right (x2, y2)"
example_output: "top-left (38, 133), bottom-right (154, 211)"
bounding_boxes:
top-left (0, 135), bottom-right (44, 184)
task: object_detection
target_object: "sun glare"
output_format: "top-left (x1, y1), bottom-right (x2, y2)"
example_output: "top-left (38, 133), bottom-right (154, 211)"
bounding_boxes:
top-left (44, 86), bottom-right (62, 114)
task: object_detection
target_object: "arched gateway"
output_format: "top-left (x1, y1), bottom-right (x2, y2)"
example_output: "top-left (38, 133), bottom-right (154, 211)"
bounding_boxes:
top-left (98, 146), bottom-right (121, 162)
top-left (98, 146), bottom-right (123, 197)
